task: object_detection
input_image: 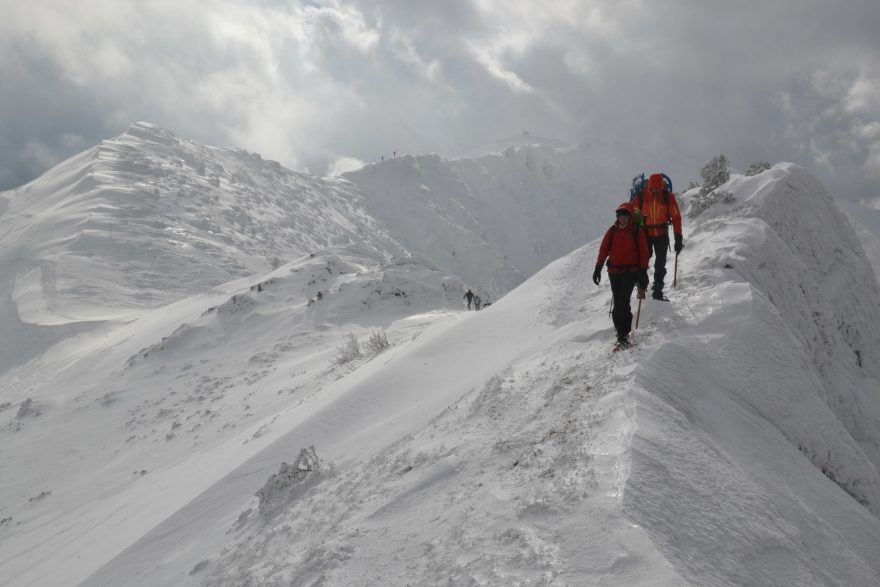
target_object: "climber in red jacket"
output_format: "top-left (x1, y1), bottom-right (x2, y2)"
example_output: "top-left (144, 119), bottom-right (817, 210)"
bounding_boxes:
top-left (593, 202), bottom-right (649, 347)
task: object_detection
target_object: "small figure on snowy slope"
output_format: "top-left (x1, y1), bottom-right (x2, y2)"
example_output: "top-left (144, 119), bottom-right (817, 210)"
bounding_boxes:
top-left (630, 173), bottom-right (684, 301)
top-left (463, 289), bottom-right (475, 310)
top-left (594, 202), bottom-right (649, 347)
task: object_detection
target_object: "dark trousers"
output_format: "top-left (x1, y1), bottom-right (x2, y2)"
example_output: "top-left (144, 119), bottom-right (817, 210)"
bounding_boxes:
top-left (647, 234), bottom-right (670, 296)
top-left (609, 272), bottom-right (638, 340)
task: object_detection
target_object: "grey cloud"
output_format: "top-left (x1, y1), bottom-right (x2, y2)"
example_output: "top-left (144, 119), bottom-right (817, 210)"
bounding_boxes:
top-left (1, 0), bottom-right (878, 200)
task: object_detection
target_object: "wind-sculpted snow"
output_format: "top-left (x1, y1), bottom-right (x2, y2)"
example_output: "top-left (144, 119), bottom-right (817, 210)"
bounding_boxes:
top-left (695, 164), bottom-right (880, 478)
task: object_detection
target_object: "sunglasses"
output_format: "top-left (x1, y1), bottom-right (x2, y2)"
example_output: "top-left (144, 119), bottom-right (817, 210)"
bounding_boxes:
top-left (616, 211), bottom-right (631, 217)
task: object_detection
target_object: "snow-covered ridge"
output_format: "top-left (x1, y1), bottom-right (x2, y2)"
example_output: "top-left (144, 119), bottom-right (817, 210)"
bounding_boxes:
top-left (74, 164), bottom-right (880, 586)
top-left (618, 164), bottom-right (880, 584)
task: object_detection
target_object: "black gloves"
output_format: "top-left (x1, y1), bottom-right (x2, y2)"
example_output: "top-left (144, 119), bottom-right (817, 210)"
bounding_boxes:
top-left (592, 266), bottom-right (602, 285)
top-left (638, 270), bottom-right (649, 290)
top-left (674, 234), bottom-right (684, 254)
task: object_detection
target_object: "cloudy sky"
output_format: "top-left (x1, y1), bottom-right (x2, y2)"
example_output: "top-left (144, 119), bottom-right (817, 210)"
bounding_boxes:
top-left (1, 0), bottom-right (879, 199)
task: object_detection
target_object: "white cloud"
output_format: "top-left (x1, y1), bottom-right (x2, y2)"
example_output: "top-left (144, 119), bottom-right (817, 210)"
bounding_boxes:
top-left (467, 43), bottom-right (535, 94)
top-left (388, 31), bottom-right (445, 86)
top-left (304, 2), bottom-right (379, 53)
top-left (845, 72), bottom-right (880, 115)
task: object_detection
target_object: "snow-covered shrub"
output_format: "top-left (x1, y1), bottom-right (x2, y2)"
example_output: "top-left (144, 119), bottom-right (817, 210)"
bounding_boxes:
top-left (216, 294), bottom-right (255, 315)
top-left (746, 161), bottom-right (771, 176)
top-left (363, 329), bottom-right (390, 355)
top-left (333, 333), bottom-right (362, 365)
top-left (688, 190), bottom-right (736, 218)
top-left (699, 154), bottom-right (730, 196)
top-left (256, 446), bottom-right (321, 521)
top-left (686, 154), bottom-right (735, 218)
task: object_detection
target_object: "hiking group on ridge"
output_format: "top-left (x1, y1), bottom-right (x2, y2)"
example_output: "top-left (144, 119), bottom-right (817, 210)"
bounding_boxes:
top-left (593, 172), bottom-right (684, 349)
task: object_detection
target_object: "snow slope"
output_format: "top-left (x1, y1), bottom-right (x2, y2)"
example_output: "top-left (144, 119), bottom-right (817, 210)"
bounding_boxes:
top-left (75, 163), bottom-right (880, 586)
top-left (0, 246), bottom-right (466, 587)
top-left (2, 122), bottom-right (880, 586)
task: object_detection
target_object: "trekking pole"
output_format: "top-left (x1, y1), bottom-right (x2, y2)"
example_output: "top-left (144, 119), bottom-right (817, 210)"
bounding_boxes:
top-left (673, 253), bottom-right (679, 289)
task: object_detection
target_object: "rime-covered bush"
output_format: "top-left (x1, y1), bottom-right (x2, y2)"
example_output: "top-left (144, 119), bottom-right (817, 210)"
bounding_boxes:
top-left (363, 329), bottom-right (390, 355)
top-left (746, 161), bottom-right (771, 176)
top-left (699, 154), bottom-right (730, 196)
top-left (256, 446), bottom-right (321, 521)
top-left (333, 333), bottom-right (362, 365)
top-left (688, 190), bottom-right (736, 218)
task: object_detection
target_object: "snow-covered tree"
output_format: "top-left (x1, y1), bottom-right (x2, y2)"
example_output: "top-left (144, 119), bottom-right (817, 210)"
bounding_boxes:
top-left (699, 154), bottom-right (730, 195)
top-left (746, 161), bottom-right (771, 176)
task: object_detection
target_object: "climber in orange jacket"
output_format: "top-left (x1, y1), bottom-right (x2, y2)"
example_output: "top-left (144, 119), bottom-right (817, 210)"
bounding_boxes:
top-left (632, 173), bottom-right (683, 301)
top-left (593, 202), bottom-right (649, 347)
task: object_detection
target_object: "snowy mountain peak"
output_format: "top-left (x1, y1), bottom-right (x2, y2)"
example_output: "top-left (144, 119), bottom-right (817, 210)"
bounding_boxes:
top-left (0, 124), bottom-right (408, 321)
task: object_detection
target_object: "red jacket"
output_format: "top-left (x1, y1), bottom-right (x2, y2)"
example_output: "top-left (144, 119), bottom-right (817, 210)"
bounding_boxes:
top-left (635, 173), bottom-right (683, 238)
top-left (596, 221), bottom-right (649, 274)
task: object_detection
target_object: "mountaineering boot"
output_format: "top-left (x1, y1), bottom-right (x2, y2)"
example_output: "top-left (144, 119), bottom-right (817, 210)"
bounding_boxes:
top-left (613, 333), bottom-right (632, 351)
top-left (652, 287), bottom-right (669, 302)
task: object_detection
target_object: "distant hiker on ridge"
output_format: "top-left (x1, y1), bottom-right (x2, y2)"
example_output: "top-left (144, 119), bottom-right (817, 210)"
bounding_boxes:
top-left (630, 172), bottom-right (684, 301)
top-left (594, 202), bottom-right (649, 348)
top-left (474, 294), bottom-right (482, 311)
top-left (463, 289), bottom-right (475, 310)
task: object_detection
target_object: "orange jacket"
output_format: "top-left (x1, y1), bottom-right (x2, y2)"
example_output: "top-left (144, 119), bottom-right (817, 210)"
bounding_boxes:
top-left (634, 173), bottom-right (683, 238)
top-left (596, 221), bottom-right (649, 274)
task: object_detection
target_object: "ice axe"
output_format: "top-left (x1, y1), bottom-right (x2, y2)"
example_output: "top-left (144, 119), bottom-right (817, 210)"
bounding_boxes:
top-left (673, 252), bottom-right (679, 289)
top-left (635, 287), bottom-right (644, 329)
